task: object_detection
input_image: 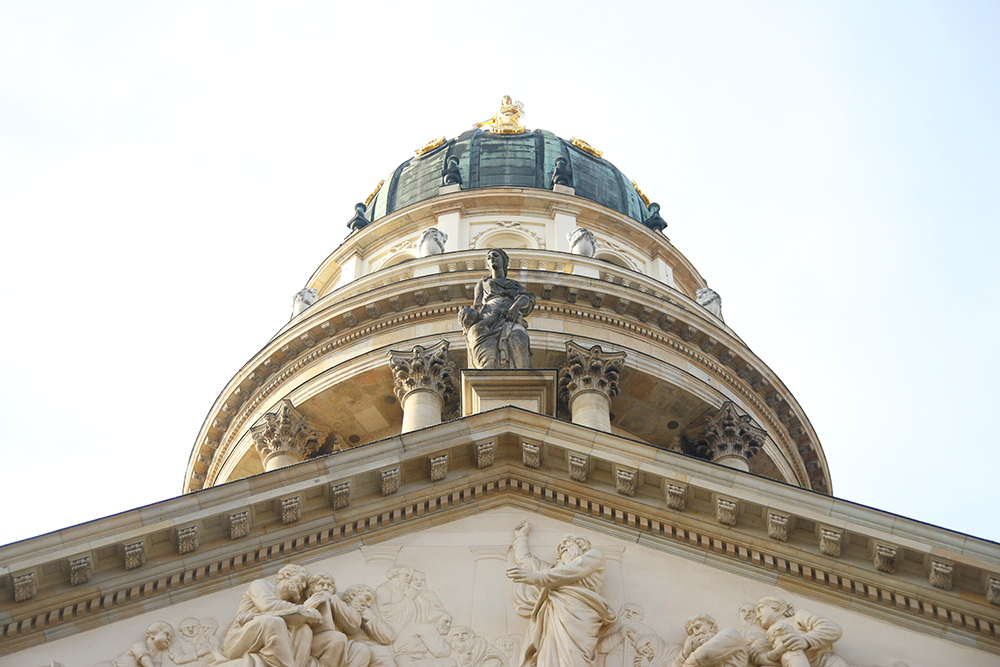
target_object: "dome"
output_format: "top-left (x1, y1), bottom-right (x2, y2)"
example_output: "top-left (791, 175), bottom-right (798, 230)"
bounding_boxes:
top-left (365, 128), bottom-right (658, 226)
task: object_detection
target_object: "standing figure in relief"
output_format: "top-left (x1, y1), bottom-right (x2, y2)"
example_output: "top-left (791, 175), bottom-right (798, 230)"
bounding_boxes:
top-left (341, 584), bottom-right (399, 667)
top-left (393, 609), bottom-right (457, 667)
top-left (377, 566), bottom-right (420, 632)
top-left (506, 520), bottom-right (616, 667)
top-left (672, 614), bottom-right (747, 667)
top-left (459, 248), bottom-right (536, 369)
top-left (411, 571), bottom-right (446, 622)
top-left (301, 572), bottom-right (365, 667)
top-left (751, 597), bottom-right (847, 667)
top-left (447, 626), bottom-right (508, 667)
top-left (221, 563), bottom-right (322, 667)
top-left (95, 621), bottom-right (174, 667)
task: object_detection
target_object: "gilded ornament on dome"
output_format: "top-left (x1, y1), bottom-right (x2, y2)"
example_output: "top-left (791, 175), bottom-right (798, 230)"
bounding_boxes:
top-left (414, 136), bottom-right (446, 157)
top-left (570, 137), bottom-right (602, 158)
top-left (475, 95), bottom-right (526, 134)
top-left (364, 179), bottom-right (385, 207)
top-left (630, 180), bottom-right (651, 207)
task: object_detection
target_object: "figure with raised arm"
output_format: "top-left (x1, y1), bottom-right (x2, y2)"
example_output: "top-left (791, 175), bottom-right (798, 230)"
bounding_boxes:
top-left (506, 520), bottom-right (615, 667)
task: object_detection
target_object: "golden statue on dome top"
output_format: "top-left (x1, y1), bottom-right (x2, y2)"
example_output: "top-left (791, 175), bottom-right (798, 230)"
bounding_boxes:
top-left (475, 95), bottom-right (526, 134)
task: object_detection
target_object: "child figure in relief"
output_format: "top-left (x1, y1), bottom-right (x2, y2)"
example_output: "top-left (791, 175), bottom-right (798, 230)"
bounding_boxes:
top-left (759, 622), bottom-right (810, 667)
top-left (95, 621), bottom-right (174, 667)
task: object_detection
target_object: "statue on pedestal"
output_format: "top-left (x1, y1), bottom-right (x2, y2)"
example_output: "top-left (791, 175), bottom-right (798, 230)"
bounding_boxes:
top-left (459, 248), bottom-right (535, 369)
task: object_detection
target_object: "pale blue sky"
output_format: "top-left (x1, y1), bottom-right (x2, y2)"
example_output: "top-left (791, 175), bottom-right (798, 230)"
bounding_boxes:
top-left (1, 1), bottom-right (997, 545)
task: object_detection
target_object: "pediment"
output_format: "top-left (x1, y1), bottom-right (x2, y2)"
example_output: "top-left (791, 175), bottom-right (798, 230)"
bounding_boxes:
top-left (2, 506), bottom-right (995, 667)
top-left (2, 410), bottom-right (998, 665)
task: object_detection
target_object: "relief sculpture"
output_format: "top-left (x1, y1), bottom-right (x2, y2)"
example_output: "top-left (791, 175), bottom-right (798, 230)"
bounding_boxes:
top-left (87, 529), bottom-right (901, 667)
top-left (506, 520), bottom-right (616, 667)
top-left (748, 597), bottom-right (847, 667)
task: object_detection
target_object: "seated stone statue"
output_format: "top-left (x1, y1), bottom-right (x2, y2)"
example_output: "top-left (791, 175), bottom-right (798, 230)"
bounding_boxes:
top-left (341, 584), bottom-right (399, 667)
top-left (301, 572), bottom-right (366, 667)
top-left (459, 248), bottom-right (535, 369)
top-left (672, 614), bottom-right (747, 667)
top-left (447, 626), bottom-right (507, 667)
top-left (221, 563), bottom-right (322, 667)
top-left (751, 597), bottom-right (847, 667)
top-left (393, 610), bottom-right (457, 667)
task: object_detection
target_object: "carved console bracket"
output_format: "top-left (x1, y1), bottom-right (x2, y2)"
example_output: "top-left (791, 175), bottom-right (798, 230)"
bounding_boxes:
top-left (330, 482), bottom-right (351, 509)
top-left (616, 468), bottom-right (636, 497)
top-left (666, 483), bottom-right (687, 510)
top-left (177, 526), bottom-right (199, 555)
top-left (716, 498), bottom-right (737, 526)
top-left (430, 454), bottom-right (449, 481)
top-left (229, 511), bottom-right (251, 539)
top-left (281, 497), bottom-right (301, 524)
top-left (522, 442), bottom-right (541, 468)
top-left (476, 441), bottom-right (495, 468)
top-left (568, 454), bottom-right (588, 482)
top-left (13, 572), bottom-right (37, 602)
top-left (381, 468), bottom-right (400, 496)
top-left (767, 512), bottom-right (789, 541)
top-left (123, 541), bottom-right (146, 570)
top-left (819, 528), bottom-right (843, 558)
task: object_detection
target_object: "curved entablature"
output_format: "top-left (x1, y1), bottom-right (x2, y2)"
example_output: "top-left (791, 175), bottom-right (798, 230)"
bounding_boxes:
top-left (309, 188), bottom-right (702, 302)
top-left (185, 258), bottom-right (831, 496)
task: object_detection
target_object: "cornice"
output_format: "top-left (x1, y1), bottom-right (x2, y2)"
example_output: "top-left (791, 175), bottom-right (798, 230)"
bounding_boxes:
top-left (6, 409), bottom-right (999, 656)
top-left (188, 261), bottom-right (829, 494)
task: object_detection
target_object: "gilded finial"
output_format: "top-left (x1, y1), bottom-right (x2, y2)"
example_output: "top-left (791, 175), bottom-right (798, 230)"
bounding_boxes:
top-left (365, 180), bottom-right (385, 207)
top-left (474, 95), bottom-right (526, 135)
top-left (630, 180), bottom-right (651, 207)
top-left (570, 137), bottom-right (602, 158)
top-left (415, 137), bottom-right (446, 157)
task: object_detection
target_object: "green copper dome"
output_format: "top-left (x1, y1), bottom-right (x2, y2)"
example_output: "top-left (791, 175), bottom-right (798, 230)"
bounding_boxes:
top-left (362, 128), bottom-right (661, 227)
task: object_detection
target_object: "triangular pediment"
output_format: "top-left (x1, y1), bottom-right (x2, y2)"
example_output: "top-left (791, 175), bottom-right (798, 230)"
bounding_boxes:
top-left (1, 409), bottom-right (998, 666)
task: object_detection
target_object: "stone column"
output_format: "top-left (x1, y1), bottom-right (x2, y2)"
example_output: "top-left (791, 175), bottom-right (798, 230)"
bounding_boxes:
top-left (470, 545), bottom-right (511, 642)
top-left (388, 340), bottom-right (457, 433)
top-left (680, 401), bottom-right (766, 471)
top-left (361, 545), bottom-right (402, 586)
top-left (558, 341), bottom-right (626, 432)
top-left (251, 399), bottom-right (331, 472)
top-left (603, 545), bottom-right (626, 610)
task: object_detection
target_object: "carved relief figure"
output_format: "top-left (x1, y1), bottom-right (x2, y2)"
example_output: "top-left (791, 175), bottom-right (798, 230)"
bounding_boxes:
top-left (598, 604), bottom-right (659, 667)
top-left (632, 634), bottom-right (679, 667)
top-left (495, 636), bottom-right (522, 667)
top-left (377, 565), bottom-right (420, 632)
top-left (507, 520), bottom-right (616, 667)
top-left (447, 626), bottom-right (508, 667)
top-left (342, 584), bottom-right (399, 667)
top-left (411, 570), bottom-right (447, 622)
top-left (751, 597), bottom-right (846, 667)
top-left (672, 614), bottom-right (747, 667)
top-left (196, 618), bottom-right (224, 664)
top-left (169, 617), bottom-right (210, 665)
top-left (95, 621), bottom-right (174, 667)
top-left (757, 622), bottom-right (809, 667)
top-left (393, 609), bottom-right (457, 667)
top-left (459, 248), bottom-right (536, 369)
top-left (301, 572), bottom-right (364, 667)
top-left (221, 563), bottom-right (322, 667)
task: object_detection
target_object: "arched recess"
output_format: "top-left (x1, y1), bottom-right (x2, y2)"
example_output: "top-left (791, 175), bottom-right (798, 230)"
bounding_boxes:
top-left (471, 223), bottom-right (543, 250)
top-left (594, 250), bottom-right (639, 272)
top-left (377, 251), bottom-right (418, 271)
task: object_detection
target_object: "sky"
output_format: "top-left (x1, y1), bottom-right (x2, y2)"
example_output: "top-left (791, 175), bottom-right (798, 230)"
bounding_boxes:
top-left (1, 1), bottom-right (998, 546)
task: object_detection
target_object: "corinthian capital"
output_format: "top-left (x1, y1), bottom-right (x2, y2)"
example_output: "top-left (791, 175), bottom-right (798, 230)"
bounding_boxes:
top-left (388, 340), bottom-right (457, 404)
top-left (681, 401), bottom-right (767, 470)
top-left (558, 341), bottom-right (627, 403)
top-left (251, 399), bottom-right (330, 470)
